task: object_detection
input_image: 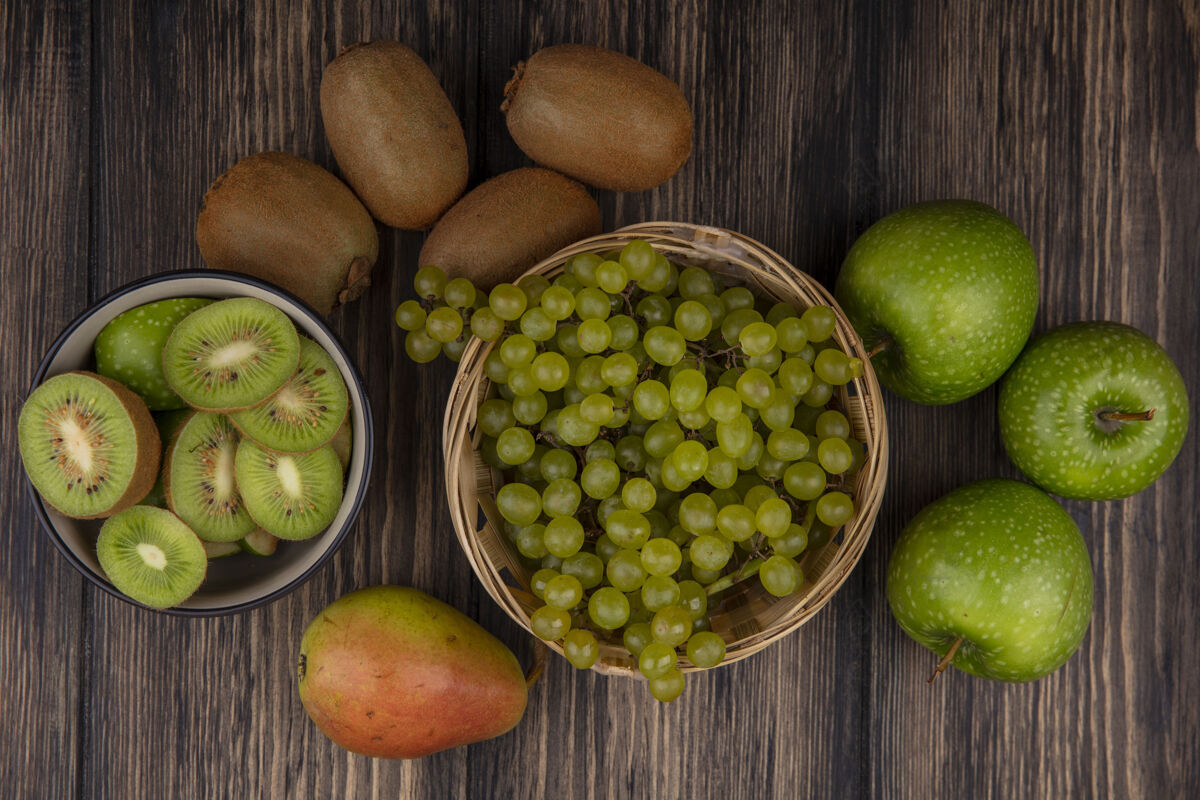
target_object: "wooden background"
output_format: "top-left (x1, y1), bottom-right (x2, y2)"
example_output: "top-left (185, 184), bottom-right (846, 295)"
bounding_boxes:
top-left (3, 1), bottom-right (1198, 797)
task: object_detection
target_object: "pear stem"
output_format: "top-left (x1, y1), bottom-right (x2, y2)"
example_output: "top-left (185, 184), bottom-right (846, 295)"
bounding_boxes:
top-left (866, 337), bottom-right (891, 359)
top-left (1099, 409), bottom-right (1156, 422)
top-left (927, 637), bottom-right (964, 684)
top-left (524, 643), bottom-right (547, 689)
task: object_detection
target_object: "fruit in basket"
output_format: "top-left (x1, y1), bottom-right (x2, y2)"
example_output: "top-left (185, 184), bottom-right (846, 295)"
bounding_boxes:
top-left (418, 168), bottom-right (602, 290)
top-left (18, 371), bottom-right (161, 519)
top-left (164, 411), bottom-right (257, 542)
top-left (196, 151), bottom-right (379, 315)
top-left (998, 321), bottom-right (1190, 500)
top-left (835, 199), bottom-right (1038, 404)
top-left (94, 297), bottom-right (213, 410)
top-left (886, 479), bottom-right (1093, 682)
top-left (297, 585), bottom-right (528, 759)
top-left (162, 297), bottom-right (301, 411)
top-left (97, 505), bottom-right (208, 608)
top-left (502, 44), bottom-right (693, 191)
top-left (235, 440), bottom-right (343, 540)
top-left (320, 40), bottom-right (468, 229)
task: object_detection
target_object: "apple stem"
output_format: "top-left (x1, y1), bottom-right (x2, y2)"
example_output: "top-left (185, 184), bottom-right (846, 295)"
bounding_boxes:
top-left (1099, 409), bottom-right (1156, 422)
top-left (927, 637), bottom-right (964, 684)
top-left (866, 337), bottom-right (891, 359)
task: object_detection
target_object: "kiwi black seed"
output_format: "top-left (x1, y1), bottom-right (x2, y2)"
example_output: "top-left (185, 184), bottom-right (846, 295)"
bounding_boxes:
top-left (229, 337), bottom-right (349, 453)
top-left (96, 505), bottom-right (207, 609)
top-left (162, 297), bottom-right (301, 412)
top-left (165, 411), bottom-right (257, 542)
top-left (235, 439), bottom-right (343, 540)
top-left (18, 371), bottom-right (160, 519)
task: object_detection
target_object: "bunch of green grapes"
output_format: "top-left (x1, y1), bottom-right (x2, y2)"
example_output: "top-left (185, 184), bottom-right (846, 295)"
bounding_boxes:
top-left (396, 241), bottom-right (867, 702)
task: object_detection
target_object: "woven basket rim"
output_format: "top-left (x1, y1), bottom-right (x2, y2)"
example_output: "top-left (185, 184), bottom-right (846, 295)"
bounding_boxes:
top-left (443, 222), bottom-right (889, 676)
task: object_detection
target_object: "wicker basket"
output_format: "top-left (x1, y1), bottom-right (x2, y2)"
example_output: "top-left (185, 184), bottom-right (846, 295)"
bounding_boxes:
top-left (443, 222), bottom-right (888, 675)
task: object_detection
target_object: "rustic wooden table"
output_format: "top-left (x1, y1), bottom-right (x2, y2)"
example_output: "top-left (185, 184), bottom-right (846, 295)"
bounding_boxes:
top-left (3, 1), bottom-right (1197, 797)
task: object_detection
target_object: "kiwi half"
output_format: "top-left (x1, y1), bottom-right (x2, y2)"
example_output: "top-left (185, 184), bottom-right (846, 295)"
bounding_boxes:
top-left (239, 528), bottom-right (280, 556)
top-left (18, 371), bottom-right (160, 519)
top-left (162, 297), bottom-right (300, 411)
top-left (235, 439), bottom-right (343, 540)
top-left (96, 505), bottom-right (207, 609)
top-left (229, 337), bottom-right (349, 453)
top-left (165, 411), bottom-right (257, 542)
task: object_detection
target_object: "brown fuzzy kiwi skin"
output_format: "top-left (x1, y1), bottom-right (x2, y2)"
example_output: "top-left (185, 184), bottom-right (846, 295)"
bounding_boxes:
top-left (320, 41), bottom-right (468, 230)
top-left (46, 372), bottom-right (161, 520)
top-left (195, 152), bottom-right (379, 315)
top-left (418, 167), bottom-right (602, 290)
top-left (502, 44), bottom-right (693, 192)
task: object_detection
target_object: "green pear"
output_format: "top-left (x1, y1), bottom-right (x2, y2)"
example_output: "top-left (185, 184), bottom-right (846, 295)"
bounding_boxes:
top-left (297, 585), bottom-right (528, 758)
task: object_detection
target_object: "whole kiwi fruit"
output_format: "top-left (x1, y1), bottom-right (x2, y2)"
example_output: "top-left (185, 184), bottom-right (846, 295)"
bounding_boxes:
top-left (502, 44), bottom-right (693, 192)
top-left (320, 41), bottom-right (468, 229)
top-left (196, 152), bottom-right (379, 315)
top-left (418, 167), bottom-right (602, 289)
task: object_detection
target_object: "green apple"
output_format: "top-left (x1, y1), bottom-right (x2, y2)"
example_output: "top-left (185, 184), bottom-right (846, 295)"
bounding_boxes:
top-left (835, 200), bottom-right (1039, 404)
top-left (886, 479), bottom-right (1093, 682)
top-left (999, 321), bottom-right (1189, 500)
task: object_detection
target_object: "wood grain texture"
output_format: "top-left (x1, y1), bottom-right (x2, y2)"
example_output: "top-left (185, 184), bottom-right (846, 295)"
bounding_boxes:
top-left (2, 0), bottom-right (1197, 798)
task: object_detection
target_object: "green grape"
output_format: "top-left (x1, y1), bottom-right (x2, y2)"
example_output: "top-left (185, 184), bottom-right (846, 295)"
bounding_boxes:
top-left (641, 537), bottom-right (682, 576)
top-left (659, 457), bottom-right (691, 493)
top-left (553, 272), bottom-right (585, 293)
top-left (735, 368), bottom-right (776, 410)
top-left (759, 554), bottom-right (802, 597)
top-left (742, 484), bottom-right (776, 512)
top-left (720, 307), bottom-right (764, 346)
top-left (775, 316), bottom-right (808, 353)
top-left (479, 435), bottom-right (503, 469)
top-left (816, 491), bottom-right (855, 526)
top-left (796, 343), bottom-right (817, 364)
top-left (615, 435), bottom-right (648, 472)
top-left (623, 622), bottom-right (654, 657)
top-left (561, 551), bottom-right (604, 589)
top-left (597, 495), bottom-right (624, 527)
top-left (704, 386), bottom-right (742, 423)
top-left (530, 605), bottom-right (571, 640)
top-left (620, 240), bottom-right (657, 280)
top-left (815, 410), bottom-right (851, 441)
top-left (715, 413), bottom-right (754, 458)
top-left (596, 260), bottom-right (629, 293)
top-left (638, 642), bottom-right (677, 679)
top-left (601, 352), bottom-right (638, 387)
top-left (575, 287), bottom-right (611, 320)
top-left (566, 252), bottom-right (601, 286)
top-left (489, 283), bottom-right (528, 321)
top-left (500, 334), bottom-right (536, 368)
top-left (496, 483), bottom-right (541, 526)
top-left (518, 307), bottom-right (556, 341)
top-left (585, 439), bottom-right (616, 462)
top-left (668, 368), bottom-right (707, 412)
top-left (678, 493), bottom-right (718, 534)
top-left (767, 428), bottom-right (810, 461)
top-left (645, 509), bottom-right (672, 539)
top-left (478, 398), bottom-right (516, 437)
top-left (674, 300), bottom-right (713, 341)
top-left (627, 590), bottom-right (653, 625)
top-left (720, 286), bottom-right (755, 312)
top-left (756, 497), bottom-right (792, 537)
top-left (543, 573), bottom-right (584, 610)
top-left (563, 628), bottom-right (599, 669)
top-left (710, 487), bottom-right (740, 508)
top-left (658, 258), bottom-right (680, 295)
top-left (542, 478), bottom-right (582, 517)
top-left (651, 605), bottom-right (693, 647)
top-left (580, 393), bottom-right (616, 424)
top-left (442, 337), bottom-right (467, 362)
top-left (677, 580), bottom-right (707, 621)
top-left (774, 359), bottom-right (810, 398)
top-left (635, 294), bottom-right (673, 327)
top-left (644, 419), bottom-right (685, 458)
top-left (704, 448), bottom-right (738, 489)
top-left (607, 548), bottom-right (647, 592)
top-left (801, 379), bottom-right (834, 408)
top-left (677, 404), bottom-right (711, 431)
top-left (605, 509), bottom-right (652, 548)
top-left (575, 356), bottom-right (607, 394)
top-left (555, 405), bottom-right (598, 446)
top-left (577, 318), bottom-right (613, 353)
top-left (581, 458), bottom-right (620, 499)
top-left (677, 266), bottom-right (715, 298)
top-left (414, 265), bottom-right (447, 299)
top-left (404, 329), bottom-right (441, 363)
top-left (516, 524), bottom-right (548, 558)
top-left (808, 521), bottom-right (834, 550)
top-left (544, 515), bottom-right (585, 558)
top-left (555, 324), bottom-right (586, 358)
top-left (516, 449), bottom-right (545, 481)
top-left (512, 391), bottom-right (548, 425)
top-left (531, 568), bottom-right (559, 599)
top-left (506, 367), bottom-right (539, 397)
top-left (667, 525), bottom-right (691, 548)
top-left (595, 534), bottom-right (620, 563)
top-left (540, 285), bottom-right (576, 320)
top-left (647, 667), bottom-right (686, 701)
top-left (394, 300), bottom-right (427, 331)
top-left (800, 305), bottom-right (837, 342)
top-left (686, 631), bottom-right (726, 669)
top-left (736, 432), bottom-right (765, 472)
top-left (670, 440), bottom-right (709, 482)
top-left (443, 277), bottom-right (477, 309)
top-left (621, 477), bottom-right (657, 513)
top-left (817, 437), bottom-right (854, 474)
top-left (641, 575), bottom-right (681, 612)
top-left (497, 426), bottom-right (536, 465)
top-left (738, 321), bottom-right (778, 357)
top-left (605, 316), bottom-right (638, 352)
top-left (772, 523), bottom-right (809, 558)
top-left (716, 503), bottom-right (756, 542)
top-left (814, 348), bottom-right (861, 385)
top-left (644, 326), bottom-right (687, 366)
top-left (588, 587), bottom-right (630, 629)
top-left (759, 394), bottom-right (794, 433)
top-left (756, 456), bottom-right (788, 483)
top-left (691, 565), bottom-right (723, 585)
top-left (746, 346), bottom-right (782, 374)
top-left (766, 302), bottom-right (798, 325)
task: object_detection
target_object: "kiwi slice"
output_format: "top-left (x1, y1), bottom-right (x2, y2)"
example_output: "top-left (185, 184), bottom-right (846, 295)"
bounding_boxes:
top-left (229, 337), bottom-right (349, 452)
top-left (235, 439), bottom-right (343, 540)
top-left (18, 371), bottom-right (160, 519)
top-left (96, 505), bottom-right (207, 608)
top-left (328, 418), bottom-right (352, 471)
top-left (202, 540), bottom-right (241, 559)
top-left (164, 411), bottom-right (257, 542)
top-left (162, 297), bottom-right (301, 411)
top-left (239, 528), bottom-right (280, 556)
top-left (141, 409), bottom-right (196, 509)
